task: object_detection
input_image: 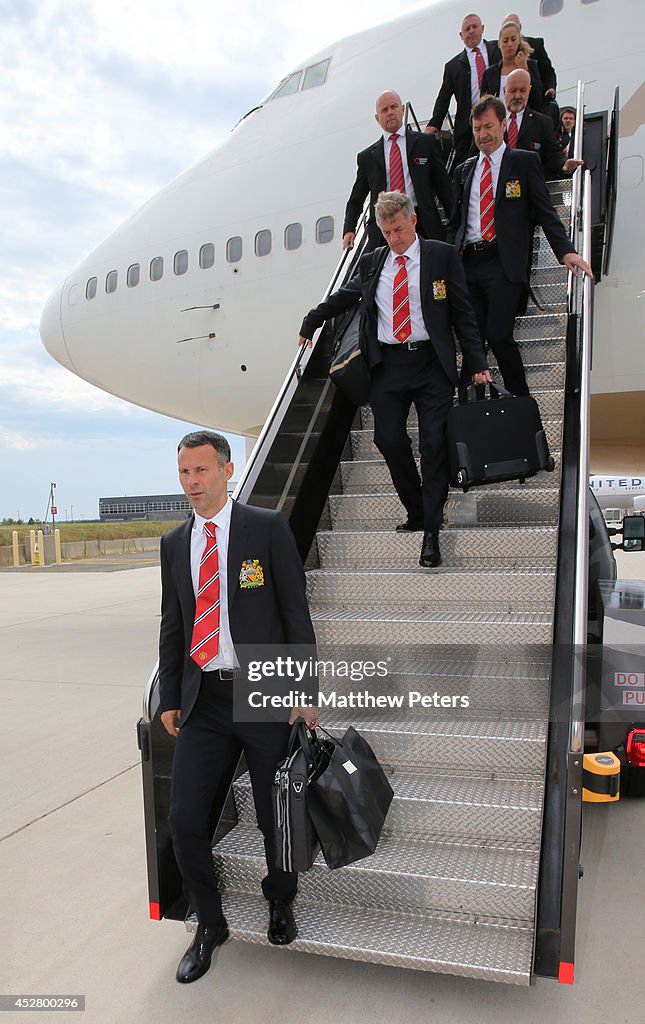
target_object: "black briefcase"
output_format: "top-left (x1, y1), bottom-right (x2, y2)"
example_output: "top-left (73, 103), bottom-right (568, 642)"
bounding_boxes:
top-left (329, 305), bottom-right (371, 407)
top-left (447, 383), bottom-right (555, 491)
top-left (272, 722), bottom-right (325, 873)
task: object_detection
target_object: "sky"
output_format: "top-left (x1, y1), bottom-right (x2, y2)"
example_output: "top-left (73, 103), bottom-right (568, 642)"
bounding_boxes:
top-left (0, 0), bottom-right (420, 522)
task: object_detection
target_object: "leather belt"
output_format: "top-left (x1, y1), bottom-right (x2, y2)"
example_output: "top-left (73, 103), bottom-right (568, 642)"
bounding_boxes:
top-left (463, 239), bottom-right (497, 254)
top-left (380, 340), bottom-right (430, 351)
top-left (203, 668), bottom-right (238, 680)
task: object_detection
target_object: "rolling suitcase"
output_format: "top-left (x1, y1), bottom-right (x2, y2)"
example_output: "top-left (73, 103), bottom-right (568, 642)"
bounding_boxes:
top-left (447, 383), bottom-right (555, 491)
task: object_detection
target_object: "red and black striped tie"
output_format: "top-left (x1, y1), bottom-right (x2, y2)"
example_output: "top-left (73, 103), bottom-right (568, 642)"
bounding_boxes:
top-left (190, 522), bottom-right (220, 666)
top-left (480, 157), bottom-right (496, 241)
top-left (507, 111), bottom-right (518, 149)
top-left (389, 134), bottom-right (406, 194)
top-left (393, 256), bottom-right (411, 342)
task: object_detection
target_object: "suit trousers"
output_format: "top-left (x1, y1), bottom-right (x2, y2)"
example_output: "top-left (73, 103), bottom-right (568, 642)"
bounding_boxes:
top-left (168, 676), bottom-right (296, 926)
top-left (462, 246), bottom-right (530, 397)
top-left (369, 343), bottom-right (455, 532)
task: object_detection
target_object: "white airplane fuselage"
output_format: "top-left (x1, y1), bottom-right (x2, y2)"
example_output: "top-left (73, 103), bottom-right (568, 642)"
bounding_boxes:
top-left (40, 0), bottom-right (645, 442)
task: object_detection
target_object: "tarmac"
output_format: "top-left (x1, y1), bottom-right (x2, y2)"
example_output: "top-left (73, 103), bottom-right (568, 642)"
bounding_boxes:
top-left (2, 552), bottom-right (645, 1024)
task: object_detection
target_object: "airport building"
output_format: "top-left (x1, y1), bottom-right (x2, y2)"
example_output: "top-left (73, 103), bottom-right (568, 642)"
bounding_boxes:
top-left (98, 493), bottom-right (191, 521)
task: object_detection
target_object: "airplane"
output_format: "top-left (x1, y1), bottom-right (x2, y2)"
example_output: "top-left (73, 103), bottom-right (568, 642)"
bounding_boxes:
top-left (40, 0), bottom-right (645, 468)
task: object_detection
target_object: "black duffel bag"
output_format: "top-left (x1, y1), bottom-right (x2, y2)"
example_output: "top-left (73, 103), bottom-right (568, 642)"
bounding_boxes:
top-left (329, 304), bottom-right (371, 407)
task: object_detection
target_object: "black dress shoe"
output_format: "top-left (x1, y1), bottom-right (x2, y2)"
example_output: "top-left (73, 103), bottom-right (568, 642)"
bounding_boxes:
top-left (267, 899), bottom-right (298, 945)
top-left (395, 518), bottom-right (424, 532)
top-left (419, 531), bottom-right (442, 568)
top-left (176, 920), bottom-right (229, 984)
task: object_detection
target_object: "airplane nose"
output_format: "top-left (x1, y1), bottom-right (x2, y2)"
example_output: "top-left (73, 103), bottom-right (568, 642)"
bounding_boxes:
top-left (40, 283), bottom-right (74, 370)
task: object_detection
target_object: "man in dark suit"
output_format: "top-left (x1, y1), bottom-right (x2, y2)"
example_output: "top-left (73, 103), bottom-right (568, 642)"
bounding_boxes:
top-left (450, 96), bottom-right (592, 396)
top-left (559, 107), bottom-right (576, 157)
top-left (504, 69), bottom-right (582, 179)
top-left (343, 90), bottom-right (453, 253)
top-left (301, 191), bottom-right (491, 569)
top-left (159, 431), bottom-right (317, 984)
top-left (426, 13), bottom-right (499, 167)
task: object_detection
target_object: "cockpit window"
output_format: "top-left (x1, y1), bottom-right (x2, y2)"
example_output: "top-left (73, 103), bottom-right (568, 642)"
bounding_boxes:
top-left (303, 59), bottom-right (330, 90)
top-left (255, 230), bottom-right (272, 257)
top-left (106, 270), bottom-right (118, 294)
top-left (86, 277), bottom-right (97, 300)
top-left (127, 263), bottom-right (140, 288)
top-left (150, 257), bottom-right (164, 282)
top-left (316, 216), bottom-right (334, 244)
top-left (270, 71), bottom-right (302, 101)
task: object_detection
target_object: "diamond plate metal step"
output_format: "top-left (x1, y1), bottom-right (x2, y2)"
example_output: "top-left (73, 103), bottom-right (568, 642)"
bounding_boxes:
top-left (359, 390), bottom-right (564, 430)
top-left (331, 488), bottom-right (560, 528)
top-left (213, 892), bottom-right (534, 985)
top-left (312, 607), bottom-right (553, 646)
top-left (351, 423), bottom-right (563, 461)
top-left (316, 525), bottom-right (558, 569)
top-left (339, 457), bottom-right (560, 494)
top-left (233, 769), bottom-right (544, 845)
top-left (306, 567), bottom-right (555, 612)
top-left (215, 824), bottom-right (539, 920)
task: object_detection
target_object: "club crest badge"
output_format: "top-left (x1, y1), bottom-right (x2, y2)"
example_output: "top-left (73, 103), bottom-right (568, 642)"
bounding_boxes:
top-left (239, 559), bottom-right (264, 588)
top-left (413, 156), bottom-right (428, 165)
top-left (506, 179), bottom-right (521, 199)
top-left (432, 279), bottom-right (447, 301)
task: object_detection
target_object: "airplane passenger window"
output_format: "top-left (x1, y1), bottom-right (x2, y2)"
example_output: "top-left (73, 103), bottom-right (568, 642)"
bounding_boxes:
top-left (285, 223), bottom-right (302, 251)
top-left (86, 277), bottom-right (97, 300)
top-left (303, 59), bottom-right (330, 91)
top-left (316, 216), bottom-right (334, 244)
top-left (226, 237), bottom-right (243, 263)
top-left (150, 257), bottom-right (164, 282)
top-left (255, 230), bottom-right (272, 257)
top-left (270, 71), bottom-right (302, 101)
top-left (106, 270), bottom-right (118, 294)
top-left (127, 263), bottom-right (140, 288)
top-left (174, 250), bottom-right (189, 275)
top-left (200, 243), bottom-right (215, 269)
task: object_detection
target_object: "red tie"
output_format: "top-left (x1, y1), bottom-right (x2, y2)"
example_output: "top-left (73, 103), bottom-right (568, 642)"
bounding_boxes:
top-left (480, 157), bottom-right (496, 241)
top-left (473, 46), bottom-right (486, 91)
top-left (507, 111), bottom-right (518, 148)
top-left (190, 522), bottom-right (220, 666)
top-left (389, 134), bottom-right (406, 194)
top-left (393, 255), bottom-right (411, 342)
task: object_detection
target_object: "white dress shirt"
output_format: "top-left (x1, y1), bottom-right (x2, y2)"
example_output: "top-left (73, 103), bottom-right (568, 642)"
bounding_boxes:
top-left (191, 496), bottom-right (238, 670)
top-left (382, 128), bottom-right (418, 208)
top-left (375, 236), bottom-right (430, 345)
top-left (464, 142), bottom-right (506, 245)
top-left (467, 44), bottom-right (490, 105)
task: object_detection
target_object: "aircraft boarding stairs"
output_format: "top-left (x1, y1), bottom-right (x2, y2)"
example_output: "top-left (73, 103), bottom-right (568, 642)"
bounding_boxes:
top-left (205, 178), bottom-right (573, 986)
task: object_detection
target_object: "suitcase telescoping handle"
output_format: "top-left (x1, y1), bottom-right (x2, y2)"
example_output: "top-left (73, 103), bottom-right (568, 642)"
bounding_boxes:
top-left (464, 382), bottom-right (513, 403)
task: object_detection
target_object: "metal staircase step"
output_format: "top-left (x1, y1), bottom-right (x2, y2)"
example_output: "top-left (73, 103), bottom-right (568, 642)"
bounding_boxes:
top-left (339, 457), bottom-right (560, 494)
top-left (311, 607), bottom-right (553, 646)
top-left (316, 525), bottom-right (558, 569)
top-left (212, 891), bottom-right (534, 985)
top-left (359, 389), bottom-right (564, 430)
top-left (332, 488), bottom-right (560, 528)
top-left (215, 824), bottom-right (539, 920)
top-left (233, 769), bottom-right (544, 845)
top-left (306, 567), bottom-right (555, 612)
top-left (352, 423), bottom-right (562, 461)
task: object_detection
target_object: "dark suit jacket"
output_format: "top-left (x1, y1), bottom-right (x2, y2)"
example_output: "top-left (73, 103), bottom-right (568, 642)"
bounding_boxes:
top-left (158, 502), bottom-right (315, 722)
top-left (450, 147), bottom-right (575, 283)
top-left (428, 42), bottom-right (500, 149)
top-left (560, 127), bottom-right (575, 157)
top-left (480, 59), bottom-right (544, 113)
top-left (300, 238), bottom-right (487, 383)
top-left (524, 35), bottom-right (557, 94)
top-left (511, 108), bottom-right (568, 180)
top-left (343, 129), bottom-right (453, 249)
